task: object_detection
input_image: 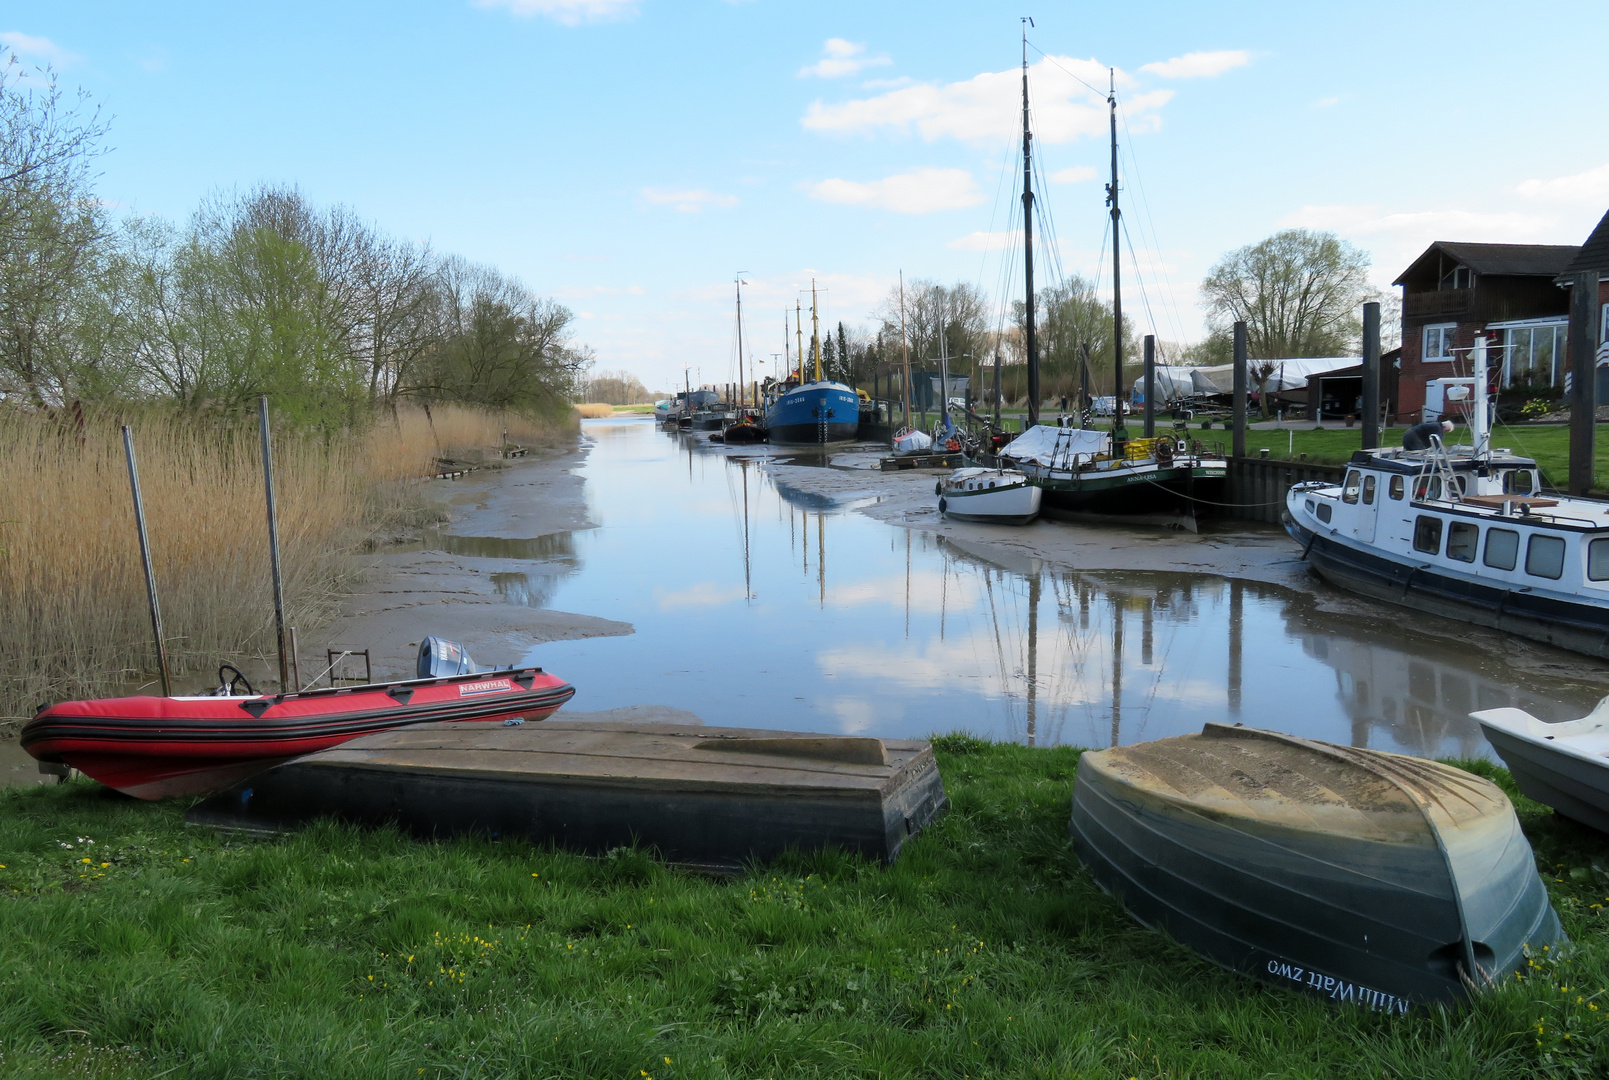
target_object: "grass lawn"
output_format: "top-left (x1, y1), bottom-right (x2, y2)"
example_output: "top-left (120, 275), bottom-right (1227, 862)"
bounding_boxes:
top-left (2, 741), bottom-right (1608, 1078)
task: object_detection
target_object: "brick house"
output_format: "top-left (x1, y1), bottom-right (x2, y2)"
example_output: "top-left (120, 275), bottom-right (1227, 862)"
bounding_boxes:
top-left (1393, 241), bottom-right (1579, 421)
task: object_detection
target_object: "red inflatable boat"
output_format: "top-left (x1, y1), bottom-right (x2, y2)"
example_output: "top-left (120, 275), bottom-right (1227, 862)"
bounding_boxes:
top-left (23, 662), bottom-right (575, 800)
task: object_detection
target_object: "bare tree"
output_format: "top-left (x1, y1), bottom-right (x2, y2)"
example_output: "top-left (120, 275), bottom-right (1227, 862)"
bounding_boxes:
top-left (1200, 229), bottom-right (1372, 359)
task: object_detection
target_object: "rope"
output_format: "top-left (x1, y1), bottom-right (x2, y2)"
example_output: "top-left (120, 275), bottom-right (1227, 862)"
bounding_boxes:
top-left (1134, 475), bottom-right (1290, 508)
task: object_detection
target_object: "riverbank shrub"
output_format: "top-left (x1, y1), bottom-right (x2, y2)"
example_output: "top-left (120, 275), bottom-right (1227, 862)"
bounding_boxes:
top-left (0, 403), bottom-right (574, 729)
top-left (0, 744), bottom-right (1604, 1078)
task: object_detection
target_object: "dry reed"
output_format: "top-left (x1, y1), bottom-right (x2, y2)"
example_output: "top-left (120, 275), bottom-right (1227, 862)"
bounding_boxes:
top-left (0, 403), bottom-right (575, 730)
top-left (573, 403), bottom-right (614, 419)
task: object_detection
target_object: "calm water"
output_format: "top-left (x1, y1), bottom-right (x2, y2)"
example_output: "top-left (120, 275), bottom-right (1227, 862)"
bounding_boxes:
top-left (470, 417), bottom-right (1604, 759)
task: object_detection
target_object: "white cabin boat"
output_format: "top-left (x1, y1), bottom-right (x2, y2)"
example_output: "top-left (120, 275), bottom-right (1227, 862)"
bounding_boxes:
top-left (1284, 338), bottom-right (1609, 658)
top-left (938, 467), bottom-right (1041, 525)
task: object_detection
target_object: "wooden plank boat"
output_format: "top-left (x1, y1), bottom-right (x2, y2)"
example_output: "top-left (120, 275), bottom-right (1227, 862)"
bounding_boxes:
top-left (22, 668), bottom-right (574, 800)
top-left (185, 722), bottom-right (947, 871)
top-left (1474, 698), bottom-right (1609, 833)
top-left (1070, 723), bottom-right (1561, 1011)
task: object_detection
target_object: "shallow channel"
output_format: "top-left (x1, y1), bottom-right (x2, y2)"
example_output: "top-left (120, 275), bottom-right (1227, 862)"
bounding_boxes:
top-left (468, 416), bottom-right (1602, 759)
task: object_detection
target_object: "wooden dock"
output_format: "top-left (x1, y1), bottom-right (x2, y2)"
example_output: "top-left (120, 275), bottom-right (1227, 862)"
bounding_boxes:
top-left (880, 452), bottom-right (963, 471)
top-left (185, 721), bottom-right (948, 871)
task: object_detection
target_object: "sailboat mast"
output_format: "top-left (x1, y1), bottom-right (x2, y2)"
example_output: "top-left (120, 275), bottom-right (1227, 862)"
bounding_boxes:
top-left (795, 300), bottom-right (804, 383)
top-left (735, 277), bottom-right (746, 409)
top-left (810, 279), bottom-right (822, 383)
top-left (900, 271), bottom-right (912, 428)
top-left (1021, 26), bottom-right (1040, 429)
top-left (1107, 70), bottom-right (1124, 435)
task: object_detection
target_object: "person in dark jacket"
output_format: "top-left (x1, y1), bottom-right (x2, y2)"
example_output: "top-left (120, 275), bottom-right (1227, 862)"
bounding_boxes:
top-left (1402, 418), bottom-right (1454, 450)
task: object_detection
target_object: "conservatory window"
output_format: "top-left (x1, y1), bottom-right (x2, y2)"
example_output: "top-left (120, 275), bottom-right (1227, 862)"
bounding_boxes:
top-left (1503, 322), bottom-right (1568, 388)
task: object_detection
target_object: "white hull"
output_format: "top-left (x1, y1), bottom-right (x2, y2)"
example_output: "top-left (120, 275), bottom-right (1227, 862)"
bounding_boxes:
top-left (938, 468), bottom-right (1042, 524)
top-left (1474, 700), bottom-right (1609, 834)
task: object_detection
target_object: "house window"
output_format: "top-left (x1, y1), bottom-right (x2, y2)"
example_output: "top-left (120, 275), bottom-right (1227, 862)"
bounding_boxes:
top-left (1423, 324), bottom-right (1457, 361)
top-left (1440, 265), bottom-right (1472, 290)
top-left (1503, 322), bottom-right (1569, 388)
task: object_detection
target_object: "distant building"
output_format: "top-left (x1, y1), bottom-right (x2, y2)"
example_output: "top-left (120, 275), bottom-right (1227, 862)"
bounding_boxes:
top-left (1394, 241), bottom-right (1579, 421)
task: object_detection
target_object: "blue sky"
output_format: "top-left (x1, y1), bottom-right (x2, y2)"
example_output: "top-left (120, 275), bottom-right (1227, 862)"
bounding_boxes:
top-left (7, 1), bottom-right (1608, 392)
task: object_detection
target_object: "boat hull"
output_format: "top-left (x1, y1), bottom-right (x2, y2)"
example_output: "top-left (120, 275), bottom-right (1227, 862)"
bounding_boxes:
top-left (1284, 516), bottom-right (1609, 658)
top-left (21, 670), bottom-right (576, 799)
top-left (186, 722), bottom-right (948, 871)
top-left (938, 469), bottom-right (1042, 524)
top-left (1474, 707), bottom-right (1609, 834)
top-left (764, 382), bottom-right (861, 446)
top-left (1070, 723), bottom-right (1561, 1010)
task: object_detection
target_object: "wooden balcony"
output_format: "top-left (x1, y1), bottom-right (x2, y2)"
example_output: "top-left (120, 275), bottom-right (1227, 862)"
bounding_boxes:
top-left (1404, 289), bottom-right (1473, 319)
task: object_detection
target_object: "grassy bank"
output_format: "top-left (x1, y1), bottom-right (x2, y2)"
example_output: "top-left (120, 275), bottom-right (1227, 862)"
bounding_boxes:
top-left (0, 405), bottom-right (575, 730)
top-left (1, 741), bottom-right (1606, 1078)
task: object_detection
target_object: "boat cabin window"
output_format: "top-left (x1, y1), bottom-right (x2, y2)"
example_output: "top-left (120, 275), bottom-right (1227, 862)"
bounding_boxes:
top-left (1413, 516), bottom-right (1443, 555)
top-left (1316, 502), bottom-right (1332, 524)
top-left (1484, 528), bottom-right (1519, 571)
top-left (1590, 538), bottom-right (1609, 581)
top-left (1389, 476), bottom-right (1405, 500)
top-left (1362, 476), bottom-right (1376, 505)
top-left (1342, 470), bottom-right (1361, 504)
top-left (1412, 476), bottom-right (1443, 501)
top-left (1446, 522), bottom-right (1478, 563)
top-left (1504, 470), bottom-right (1537, 496)
top-left (1526, 534), bottom-right (1566, 580)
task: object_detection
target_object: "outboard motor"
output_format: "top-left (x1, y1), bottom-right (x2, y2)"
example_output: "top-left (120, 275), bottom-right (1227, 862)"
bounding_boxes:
top-left (416, 637), bottom-right (497, 679)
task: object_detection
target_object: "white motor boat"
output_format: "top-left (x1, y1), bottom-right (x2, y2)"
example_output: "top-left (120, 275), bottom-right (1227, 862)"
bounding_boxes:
top-left (1473, 698), bottom-right (1609, 834)
top-left (937, 467), bottom-right (1041, 525)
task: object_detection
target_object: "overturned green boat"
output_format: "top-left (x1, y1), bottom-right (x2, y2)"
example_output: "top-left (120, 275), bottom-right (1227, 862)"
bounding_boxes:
top-left (1070, 723), bottom-right (1561, 1011)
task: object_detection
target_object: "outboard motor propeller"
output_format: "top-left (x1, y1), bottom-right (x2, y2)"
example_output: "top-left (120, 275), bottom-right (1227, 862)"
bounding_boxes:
top-left (416, 637), bottom-right (497, 679)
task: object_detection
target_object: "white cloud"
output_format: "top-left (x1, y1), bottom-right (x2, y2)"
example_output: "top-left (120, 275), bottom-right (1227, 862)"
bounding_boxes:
top-left (946, 228), bottom-right (1022, 251)
top-left (798, 38), bottom-right (891, 79)
top-left (807, 168), bottom-right (982, 213)
top-left (1313, 96), bottom-right (1340, 108)
top-left (654, 582), bottom-right (747, 610)
top-left (473, 0), bottom-right (639, 25)
top-left (1050, 165), bottom-right (1097, 184)
top-left (640, 187), bottom-right (738, 213)
top-left (0, 31), bottom-right (81, 67)
top-left (802, 56), bottom-right (1171, 146)
top-left (1139, 50), bottom-right (1250, 79)
top-left (1279, 203), bottom-right (1558, 282)
top-left (1515, 162), bottom-right (1609, 205)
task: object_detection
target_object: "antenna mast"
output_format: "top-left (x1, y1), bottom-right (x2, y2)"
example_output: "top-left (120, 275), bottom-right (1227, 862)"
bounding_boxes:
top-left (1021, 19), bottom-right (1039, 429)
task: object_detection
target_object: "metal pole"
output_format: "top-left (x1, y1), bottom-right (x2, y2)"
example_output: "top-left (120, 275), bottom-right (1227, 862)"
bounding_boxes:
top-left (122, 426), bottom-right (171, 697)
top-left (1232, 321), bottom-right (1248, 458)
top-left (993, 350), bottom-right (1002, 428)
top-left (288, 625), bottom-right (301, 692)
top-left (1361, 301), bottom-right (1381, 450)
top-left (1143, 334), bottom-right (1156, 438)
top-left (259, 396), bottom-right (290, 693)
top-left (1569, 270), bottom-right (1598, 495)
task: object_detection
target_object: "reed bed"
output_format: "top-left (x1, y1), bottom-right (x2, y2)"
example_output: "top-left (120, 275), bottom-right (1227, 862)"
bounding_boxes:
top-left (573, 403), bottom-right (615, 419)
top-left (0, 404), bottom-right (575, 730)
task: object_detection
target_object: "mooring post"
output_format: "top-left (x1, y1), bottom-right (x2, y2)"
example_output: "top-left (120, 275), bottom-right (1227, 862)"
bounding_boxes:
top-left (121, 426), bottom-right (171, 697)
top-left (258, 396), bottom-right (290, 693)
top-left (1232, 321), bottom-right (1248, 458)
top-left (1143, 334), bottom-right (1156, 438)
top-left (1361, 301), bottom-right (1381, 450)
top-left (1569, 270), bottom-right (1599, 495)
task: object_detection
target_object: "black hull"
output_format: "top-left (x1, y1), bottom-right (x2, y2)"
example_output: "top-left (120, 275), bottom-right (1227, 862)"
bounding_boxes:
top-left (767, 421), bottom-right (860, 446)
top-left (1285, 519), bottom-right (1609, 658)
top-left (1039, 474), bottom-right (1225, 518)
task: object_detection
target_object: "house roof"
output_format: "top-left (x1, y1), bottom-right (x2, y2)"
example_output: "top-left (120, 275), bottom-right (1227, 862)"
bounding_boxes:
top-left (1556, 208), bottom-right (1609, 282)
top-left (1394, 241), bottom-right (1580, 285)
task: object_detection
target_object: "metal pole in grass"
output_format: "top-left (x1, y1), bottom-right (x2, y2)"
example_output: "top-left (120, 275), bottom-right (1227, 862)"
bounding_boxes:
top-left (259, 396), bottom-right (290, 693)
top-left (122, 426), bottom-right (171, 697)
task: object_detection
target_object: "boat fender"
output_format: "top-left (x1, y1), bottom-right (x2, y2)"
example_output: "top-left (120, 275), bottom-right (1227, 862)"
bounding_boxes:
top-left (938, 497), bottom-right (947, 515)
top-left (504, 717), bottom-right (525, 726)
top-left (935, 481), bottom-right (943, 496)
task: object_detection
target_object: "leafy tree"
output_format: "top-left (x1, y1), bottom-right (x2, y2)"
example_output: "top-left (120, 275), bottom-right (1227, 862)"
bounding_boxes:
top-left (1200, 229), bottom-right (1372, 359)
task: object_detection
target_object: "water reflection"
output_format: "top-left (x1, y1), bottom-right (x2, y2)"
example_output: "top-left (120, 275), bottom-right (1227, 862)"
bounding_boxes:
top-left (476, 418), bottom-right (1608, 758)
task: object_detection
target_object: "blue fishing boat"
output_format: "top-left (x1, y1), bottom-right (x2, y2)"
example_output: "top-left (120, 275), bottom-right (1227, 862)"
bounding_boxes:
top-left (763, 280), bottom-right (859, 445)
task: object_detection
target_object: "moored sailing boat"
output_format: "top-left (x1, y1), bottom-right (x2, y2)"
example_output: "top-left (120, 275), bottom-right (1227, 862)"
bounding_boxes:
top-left (764, 281), bottom-right (860, 445)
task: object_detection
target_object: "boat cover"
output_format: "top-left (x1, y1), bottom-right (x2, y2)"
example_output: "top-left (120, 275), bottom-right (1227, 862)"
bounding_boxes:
top-left (1000, 425), bottom-right (1109, 467)
top-left (1071, 723), bottom-right (1561, 1010)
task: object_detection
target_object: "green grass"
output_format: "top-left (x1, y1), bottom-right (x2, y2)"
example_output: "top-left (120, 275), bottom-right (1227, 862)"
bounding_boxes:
top-left (2, 742), bottom-right (1608, 1078)
top-left (611, 404), bottom-right (659, 415)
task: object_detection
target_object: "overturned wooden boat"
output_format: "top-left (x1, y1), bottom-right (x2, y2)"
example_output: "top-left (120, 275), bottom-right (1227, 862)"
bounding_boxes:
top-left (186, 722), bottom-right (947, 870)
top-left (1070, 723), bottom-right (1561, 1011)
top-left (22, 638), bottom-right (574, 800)
top-left (1474, 697), bottom-right (1609, 834)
